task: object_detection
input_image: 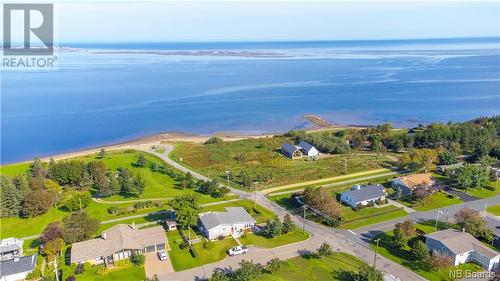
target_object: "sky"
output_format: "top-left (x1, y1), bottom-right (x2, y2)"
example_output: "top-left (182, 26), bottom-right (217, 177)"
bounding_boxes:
top-left (8, 1), bottom-right (500, 42)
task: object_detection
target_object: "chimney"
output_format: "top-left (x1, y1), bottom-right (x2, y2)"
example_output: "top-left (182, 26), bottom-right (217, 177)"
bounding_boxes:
top-left (102, 232), bottom-right (107, 239)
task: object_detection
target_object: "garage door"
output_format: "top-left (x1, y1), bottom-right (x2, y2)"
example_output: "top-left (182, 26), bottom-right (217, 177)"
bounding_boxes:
top-left (145, 245), bottom-right (156, 253)
top-left (156, 243), bottom-right (165, 251)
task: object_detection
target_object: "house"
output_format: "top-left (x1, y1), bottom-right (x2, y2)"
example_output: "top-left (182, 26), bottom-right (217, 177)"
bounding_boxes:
top-left (0, 238), bottom-right (23, 261)
top-left (391, 173), bottom-right (435, 197)
top-left (281, 141), bottom-right (319, 159)
top-left (425, 229), bottom-right (500, 271)
top-left (70, 224), bottom-right (167, 266)
top-left (281, 143), bottom-right (302, 159)
top-left (436, 163), bottom-right (463, 175)
top-left (0, 254), bottom-right (37, 281)
top-left (298, 141), bottom-right (319, 157)
top-left (340, 184), bottom-right (386, 208)
top-left (198, 207), bottom-right (256, 240)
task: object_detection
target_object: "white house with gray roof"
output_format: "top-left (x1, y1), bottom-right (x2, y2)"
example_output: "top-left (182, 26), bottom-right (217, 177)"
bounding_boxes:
top-left (281, 141), bottom-right (319, 159)
top-left (340, 184), bottom-right (386, 208)
top-left (198, 207), bottom-right (256, 240)
top-left (0, 254), bottom-right (37, 281)
top-left (0, 238), bottom-right (23, 261)
top-left (425, 229), bottom-right (500, 271)
top-left (298, 141), bottom-right (319, 157)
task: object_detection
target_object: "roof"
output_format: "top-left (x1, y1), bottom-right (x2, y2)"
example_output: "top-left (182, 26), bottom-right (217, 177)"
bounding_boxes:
top-left (0, 238), bottom-right (23, 253)
top-left (394, 173), bottom-right (434, 189)
top-left (0, 254), bottom-right (37, 277)
top-left (298, 141), bottom-right (316, 152)
top-left (70, 224), bottom-right (166, 263)
top-left (341, 185), bottom-right (386, 203)
top-left (199, 207), bottom-right (255, 231)
top-left (281, 143), bottom-right (300, 155)
top-left (425, 229), bottom-right (500, 258)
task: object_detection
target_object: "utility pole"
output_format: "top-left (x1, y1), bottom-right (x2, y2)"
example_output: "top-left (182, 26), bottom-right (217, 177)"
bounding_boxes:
top-left (484, 204), bottom-right (487, 219)
top-left (302, 205), bottom-right (308, 233)
top-left (344, 157), bottom-right (348, 174)
top-left (253, 182), bottom-right (258, 210)
top-left (435, 209), bottom-right (443, 231)
top-left (373, 238), bottom-right (380, 267)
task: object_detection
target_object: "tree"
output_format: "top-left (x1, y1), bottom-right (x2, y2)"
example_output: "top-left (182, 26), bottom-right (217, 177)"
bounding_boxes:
top-left (48, 160), bottom-right (87, 186)
top-left (427, 251), bottom-right (452, 270)
top-left (266, 258), bottom-right (284, 273)
top-left (117, 167), bottom-right (131, 193)
top-left (454, 208), bottom-right (492, 241)
top-left (400, 149), bottom-right (438, 172)
top-left (21, 190), bottom-right (56, 218)
top-left (316, 242), bottom-right (333, 259)
top-left (439, 150), bottom-right (458, 165)
top-left (204, 136), bottom-right (223, 145)
top-left (12, 174), bottom-right (30, 197)
top-left (169, 195), bottom-right (200, 229)
top-left (88, 161), bottom-right (109, 194)
top-left (41, 222), bottom-right (63, 244)
top-left (352, 264), bottom-right (384, 281)
top-left (411, 240), bottom-right (430, 261)
top-left (97, 149), bottom-right (106, 159)
top-left (128, 173), bottom-right (145, 196)
top-left (209, 269), bottom-right (229, 281)
top-left (29, 157), bottom-right (46, 179)
top-left (262, 217), bottom-right (282, 238)
top-left (456, 164), bottom-right (490, 190)
top-left (136, 155), bottom-right (147, 167)
top-left (61, 211), bottom-right (99, 243)
top-left (0, 175), bottom-right (23, 217)
top-left (302, 187), bottom-right (342, 221)
top-left (398, 220), bottom-right (416, 237)
top-left (102, 171), bottom-right (120, 197)
top-left (282, 214), bottom-right (295, 234)
top-left (232, 260), bottom-right (263, 281)
top-left (130, 254), bottom-right (145, 266)
top-left (42, 238), bottom-right (64, 260)
top-left (392, 227), bottom-right (408, 248)
top-left (64, 191), bottom-right (91, 211)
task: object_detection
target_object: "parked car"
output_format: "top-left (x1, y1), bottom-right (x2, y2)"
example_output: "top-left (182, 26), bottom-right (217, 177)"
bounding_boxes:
top-left (151, 145), bottom-right (159, 149)
top-left (228, 246), bottom-right (248, 256)
top-left (157, 251), bottom-right (168, 261)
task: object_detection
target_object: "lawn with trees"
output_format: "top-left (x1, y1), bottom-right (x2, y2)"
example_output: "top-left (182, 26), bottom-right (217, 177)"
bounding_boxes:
top-left (201, 199), bottom-right (275, 224)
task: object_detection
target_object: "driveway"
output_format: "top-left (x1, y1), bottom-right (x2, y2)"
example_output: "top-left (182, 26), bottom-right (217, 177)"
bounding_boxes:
top-left (446, 188), bottom-right (480, 202)
top-left (145, 252), bottom-right (174, 278)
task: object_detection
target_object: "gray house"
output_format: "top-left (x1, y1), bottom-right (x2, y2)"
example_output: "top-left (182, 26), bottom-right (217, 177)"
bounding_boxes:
top-left (281, 143), bottom-right (302, 159)
top-left (340, 184), bottom-right (386, 208)
top-left (199, 207), bottom-right (256, 240)
top-left (425, 229), bottom-right (500, 271)
top-left (0, 254), bottom-right (37, 281)
top-left (0, 238), bottom-right (23, 261)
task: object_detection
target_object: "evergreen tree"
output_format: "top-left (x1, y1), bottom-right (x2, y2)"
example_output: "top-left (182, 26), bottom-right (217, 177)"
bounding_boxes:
top-left (282, 214), bottom-right (295, 234)
top-left (0, 175), bottom-right (23, 217)
top-left (411, 240), bottom-right (430, 261)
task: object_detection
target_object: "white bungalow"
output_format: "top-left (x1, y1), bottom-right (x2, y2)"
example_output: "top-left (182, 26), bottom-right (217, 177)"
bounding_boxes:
top-left (298, 141), bottom-right (319, 157)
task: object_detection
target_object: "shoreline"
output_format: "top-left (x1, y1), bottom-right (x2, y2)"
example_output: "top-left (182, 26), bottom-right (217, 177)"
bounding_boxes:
top-left (1, 123), bottom-right (381, 166)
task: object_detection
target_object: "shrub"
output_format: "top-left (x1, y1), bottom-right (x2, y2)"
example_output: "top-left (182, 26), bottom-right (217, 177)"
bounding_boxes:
top-left (189, 246), bottom-right (198, 258)
top-left (266, 258), bottom-right (284, 273)
top-left (114, 259), bottom-right (131, 267)
top-left (107, 206), bottom-right (119, 215)
top-left (65, 276), bottom-right (76, 281)
top-left (204, 136), bottom-right (223, 145)
top-left (130, 254), bottom-right (145, 266)
top-left (322, 217), bottom-right (341, 227)
top-left (203, 241), bottom-right (215, 249)
top-left (74, 263), bottom-right (85, 275)
top-left (134, 201), bottom-right (154, 209)
top-left (179, 241), bottom-right (189, 250)
top-left (95, 265), bottom-right (107, 275)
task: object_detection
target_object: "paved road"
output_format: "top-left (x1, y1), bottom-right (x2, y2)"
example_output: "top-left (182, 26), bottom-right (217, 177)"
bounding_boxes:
top-left (144, 145), bottom-right (424, 281)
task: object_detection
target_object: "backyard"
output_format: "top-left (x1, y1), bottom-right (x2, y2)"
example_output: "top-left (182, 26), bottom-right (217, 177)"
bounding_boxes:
top-left (170, 138), bottom-right (393, 189)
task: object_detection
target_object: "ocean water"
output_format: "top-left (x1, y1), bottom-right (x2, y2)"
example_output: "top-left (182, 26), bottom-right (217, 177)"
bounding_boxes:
top-left (2, 38), bottom-right (500, 163)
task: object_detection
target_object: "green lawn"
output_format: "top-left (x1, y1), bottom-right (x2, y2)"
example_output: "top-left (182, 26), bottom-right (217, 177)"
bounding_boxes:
top-left (171, 139), bottom-right (392, 189)
top-left (155, 148), bottom-right (166, 154)
top-left (201, 199), bottom-right (275, 224)
top-left (487, 205), bottom-right (500, 216)
top-left (258, 252), bottom-right (367, 281)
top-left (239, 228), bottom-right (309, 248)
top-left (167, 230), bottom-right (237, 271)
top-left (398, 191), bottom-right (463, 211)
top-left (465, 180), bottom-right (500, 198)
top-left (371, 221), bottom-right (482, 281)
top-left (340, 205), bottom-right (408, 230)
top-left (77, 265), bottom-right (145, 281)
top-left (0, 162), bottom-right (30, 177)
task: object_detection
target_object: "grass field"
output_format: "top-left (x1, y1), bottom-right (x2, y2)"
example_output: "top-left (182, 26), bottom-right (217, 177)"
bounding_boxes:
top-left (398, 191), bottom-right (463, 211)
top-left (487, 205), bottom-right (500, 216)
top-left (170, 138), bottom-right (392, 189)
top-left (201, 199), bottom-right (275, 224)
top-left (239, 228), bottom-right (309, 248)
top-left (167, 230), bottom-right (237, 271)
top-left (340, 205), bottom-right (408, 230)
top-left (258, 252), bottom-right (367, 281)
top-left (371, 221), bottom-right (482, 281)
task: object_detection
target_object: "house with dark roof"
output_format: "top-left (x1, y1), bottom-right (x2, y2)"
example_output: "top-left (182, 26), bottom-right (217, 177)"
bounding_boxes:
top-left (425, 229), bottom-right (500, 271)
top-left (70, 224), bottom-right (167, 266)
top-left (0, 238), bottom-right (23, 261)
top-left (0, 254), bottom-right (37, 281)
top-left (340, 184), bottom-right (386, 208)
top-left (281, 141), bottom-right (319, 159)
top-left (198, 207), bottom-right (256, 240)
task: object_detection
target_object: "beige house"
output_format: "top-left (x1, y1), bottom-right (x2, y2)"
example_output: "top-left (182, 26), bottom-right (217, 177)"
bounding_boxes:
top-left (70, 224), bottom-right (167, 266)
top-left (391, 173), bottom-right (435, 197)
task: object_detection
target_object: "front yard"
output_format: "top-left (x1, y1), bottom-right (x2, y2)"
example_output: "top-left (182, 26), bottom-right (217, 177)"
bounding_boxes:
top-left (487, 205), bottom-right (500, 216)
top-left (239, 228), bottom-right (309, 248)
top-left (398, 191), bottom-right (463, 211)
top-left (201, 199), bottom-right (275, 224)
top-left (167, 230), bottom-right (238, 271)
top-left (340, 205), bottom-right (408, 229)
